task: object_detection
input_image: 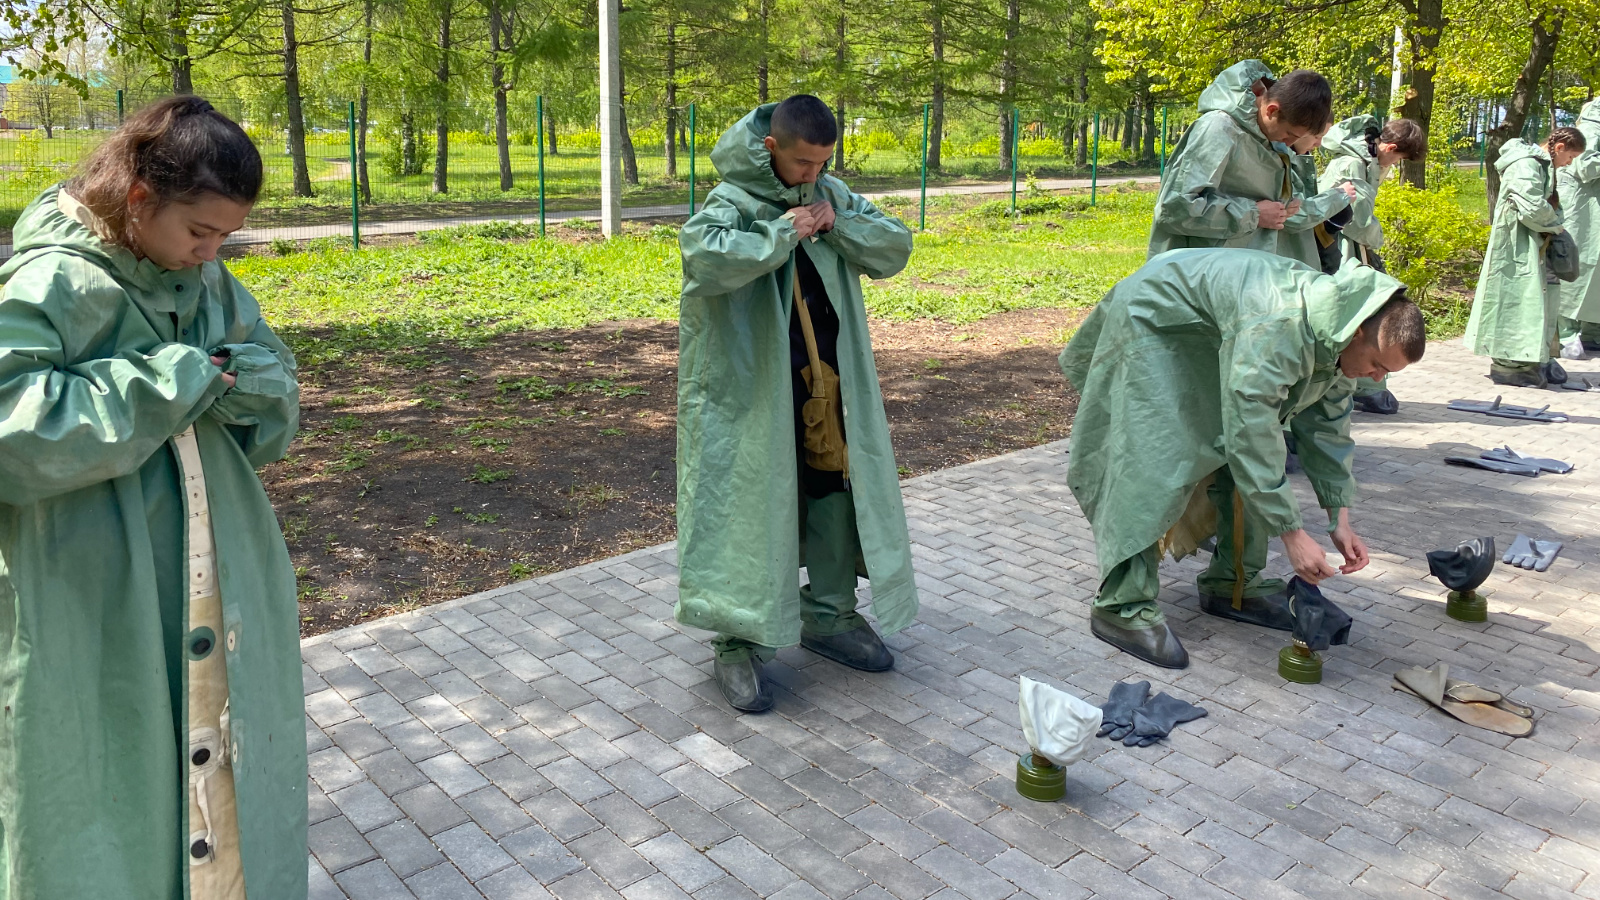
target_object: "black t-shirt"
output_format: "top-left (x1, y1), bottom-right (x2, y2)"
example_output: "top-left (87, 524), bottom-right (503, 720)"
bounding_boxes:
top-left (789, 248), bottom-right (847, 497)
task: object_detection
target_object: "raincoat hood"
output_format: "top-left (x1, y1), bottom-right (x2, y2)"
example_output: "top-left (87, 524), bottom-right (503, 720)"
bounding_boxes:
top-left (710, 103), bottom-right (824, 209)
top-left (1496, 139), bottom-right (1547, 174)
top-left (1577, 99), bottom-right (1600, 147)
top-left (1322, 115), bottom-right (1377, 161)
top-left (1, 184), bottom-right (171, 291)
top-left (1198, 60), bottom-right (1274, 140)
top-left (1307, 257), bottom-right (1406, 357)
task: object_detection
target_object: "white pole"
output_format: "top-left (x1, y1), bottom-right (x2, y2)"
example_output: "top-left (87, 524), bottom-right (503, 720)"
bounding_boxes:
top-left (1389, 25), bottom-right (1404, 119)
top-left (598, 0), bottom-right (623, 236)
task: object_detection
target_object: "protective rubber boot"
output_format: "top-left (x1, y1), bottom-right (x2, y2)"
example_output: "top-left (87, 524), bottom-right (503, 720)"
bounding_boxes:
top-left (1542, 360), bottom-right (1568, 385)
top-left (1489, 362), bottom-right (1546, 389)
top-left (802, 624), bottom-right (894, 672)
top-left (1090, 610), bottom-right (1189, 669)
top-left (1197, 586), bottom-right (1294, 631)
top-left (714, 657), bottom-right (774, 713)
top-left (1352, 389), bottom-right (1400, 415)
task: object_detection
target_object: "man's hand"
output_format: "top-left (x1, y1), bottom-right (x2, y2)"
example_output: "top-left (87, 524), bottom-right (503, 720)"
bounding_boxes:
top-left (1281, 528), bottom-right (1338, 583)
top-left (808, 201), bottom-right (836, 234)
top-left (1257, 200), bottom-right (1289, 229)
top-left (788, 206), bottom-right (820, 240)
top-left (1285, 198), bottom-right (1302, 217)
top-left (1339, 181), bottom-right (1358, 201)
top-left (211, 354), bottom-right (237, 389)
top-left (1328, 509), bottom-right (1369, 574)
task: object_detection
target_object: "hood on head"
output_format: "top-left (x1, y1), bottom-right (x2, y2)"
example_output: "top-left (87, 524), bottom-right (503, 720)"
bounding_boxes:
top-left (1306, 256), bottom-right (1406, 352)
top-left (1198, 60), bottom-right (1275, 139)
top-left (1322, 115), bottom-right (1377, 160)
top-left (1495, 138), bottom-right (1547, 173)
top-left (709, 103), bottom-right (824, 209)
top-left (1576, 98), bottom-right (1600, 148)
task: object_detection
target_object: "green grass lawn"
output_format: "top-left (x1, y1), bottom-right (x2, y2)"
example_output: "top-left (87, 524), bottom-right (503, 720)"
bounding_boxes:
top-left (232, 185), bottom-right (1158, 364)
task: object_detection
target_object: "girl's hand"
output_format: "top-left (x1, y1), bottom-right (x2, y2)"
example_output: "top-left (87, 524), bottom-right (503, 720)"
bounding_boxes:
top-left (211, 354), bottom-right (237, 388)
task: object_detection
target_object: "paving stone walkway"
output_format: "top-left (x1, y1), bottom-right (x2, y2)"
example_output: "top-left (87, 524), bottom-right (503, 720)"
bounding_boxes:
top-left (302, 338), bottom-right (1600, 900)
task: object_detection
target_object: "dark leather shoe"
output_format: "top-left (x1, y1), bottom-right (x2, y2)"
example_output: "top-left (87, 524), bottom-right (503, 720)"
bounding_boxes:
top-left (1352, 390), bottom-right (1399, 415)
top-left (1199, 588), bottom-right (1294, 631)
top-left (714, 657), bottom-right (773, 713)
top-left (1090, 610), bottom-right (1189, 669)
top-left (802, 624), bottom-right (894, 672)
top-left (1543, 360), bottom-right (1568, 384)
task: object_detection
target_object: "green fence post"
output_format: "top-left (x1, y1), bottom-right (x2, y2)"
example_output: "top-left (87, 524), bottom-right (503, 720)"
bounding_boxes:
top-left (536, 94), bottom-right (547, 236)
top-left (689, 103), bottom-right (698, 215)
top-left (348, 101), bottom-right (360, 250)
top-left (920, 102), bottom-right (930, 231)
top-left (1010, 111), bottom-right (1020, 215)
top-left (1091, 112), bottom-right (1100, 206)
top-left (1160, 106), bottom-right (1168, 176)
top-left (116, 89), bottom-right (124, 124)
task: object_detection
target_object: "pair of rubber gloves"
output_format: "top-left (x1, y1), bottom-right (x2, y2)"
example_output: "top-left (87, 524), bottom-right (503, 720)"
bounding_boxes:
top-left (1096, 681), bottom-right (1207, 748)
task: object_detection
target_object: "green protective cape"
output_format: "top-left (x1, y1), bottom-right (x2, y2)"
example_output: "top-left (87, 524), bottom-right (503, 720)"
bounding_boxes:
top-left (1320, 116), bottom-right (1384, 255)
top-left (1558, 100), bottom-right (1600, 323)
top-left (1465, 139), bottom-right (1564, 363)
top-left (675, 104), bottom-right (918, 649)
top-left (1060, 249), bottom-right (1402, 577)
top-left (0, 187), bottom-right (306, 899)
top-left (1149, 60), bottom-right (1347, 260)
top-left (1281, 150), bottom-right (1354, 269)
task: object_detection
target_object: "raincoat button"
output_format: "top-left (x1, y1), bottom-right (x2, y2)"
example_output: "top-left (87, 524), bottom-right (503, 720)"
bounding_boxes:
top-left (192, 747), bottom-right (211, 766)
top-left (190, 839), bottom-right (208, 859)
top-left (175, 284), bottom-right (184, 292)
top-left (226, 630), bottom-right (237, 652)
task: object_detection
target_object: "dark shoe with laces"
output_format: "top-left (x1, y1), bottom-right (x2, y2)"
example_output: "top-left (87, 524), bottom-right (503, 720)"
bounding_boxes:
top-left (714, 657), bottom-right (773, 713)
top-left (1352, 389), bottom-right (1400, 415)
top-left (802, 624), bottom-right (894, 672)
top-left (1090, 610), bottom-right (1189, 669)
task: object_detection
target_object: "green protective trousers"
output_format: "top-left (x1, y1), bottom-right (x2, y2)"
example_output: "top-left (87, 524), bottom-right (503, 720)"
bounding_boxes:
top-left (1096, 465), bottom-right (1284, 623)
top-left (1558, 317), bottom-right (1600, 342)
top-left (713, 491), bottom-right (866, 663)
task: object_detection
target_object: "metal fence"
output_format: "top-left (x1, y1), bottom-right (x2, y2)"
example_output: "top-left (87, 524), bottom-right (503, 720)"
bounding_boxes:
top-left (0, 87), bottom-right (1210, 250)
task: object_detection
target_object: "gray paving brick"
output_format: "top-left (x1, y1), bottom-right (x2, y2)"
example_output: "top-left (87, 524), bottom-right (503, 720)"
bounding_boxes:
top-left (844, 843), bottom-right (944, 900)
top-left (309, 816), bottom-right (379, 874)
top-left (330, 779), bottom-right (405, 833)
top-left (914, 808), bottom-right (1008, 863)
top-left (846, 804), bottom-right (939, 858)
top-left (984, 848), bottom-right (1090, 900)
top-left (571, 829), bottom-right (659, 889)
top-left (405, 864), bottom-right (480, 900)
top-left (705, 837), bottom-right (797, 896)
top-left (524, 789), bottom-right (603, 842)
top-left (479, 865), bottom-right (557, 900)
top-left (335, 859), bottom-right (416, 900)
top-left (588, 791), bottom-right (669, 845)
top-left (434, 821), bottom-right (517, 881)
top-left (366, 820), bottom-right (446, 879)
top-left (501, 824), bottom-right (586, 883)
top-left (773, 836), bottom-right (871, 899)
top-left (636, 833), bottom-right (728, 893)
top-left (395, 783), bottom-right (471, 836)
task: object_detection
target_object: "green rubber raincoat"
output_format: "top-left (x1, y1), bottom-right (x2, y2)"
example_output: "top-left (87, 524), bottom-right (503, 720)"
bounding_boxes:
top-left (1150, 60), bottom-right (1346, 260)
top-left (1320, 116), bottom-right (1384, 259)
top-left (1060, 250), bottom-right (1402, 577)
top-left (675, 104), bottom-right (918, 649)
top-left (1558, 100), bottom-right (1600, 324)
top-left (1281, 151), bottom-right (1355, 270)
top-left (0, 186), bottom-right (306, 899)
top-left (1465, 139), bottom-right (1564, 364)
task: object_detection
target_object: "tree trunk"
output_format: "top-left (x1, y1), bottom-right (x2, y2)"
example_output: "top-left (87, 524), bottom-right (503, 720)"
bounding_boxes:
top-left (1485, 11), bottom-right (1562, 211)
top-left (169, 25), bottom-right (193, 94)
top-left (927, 1), bottom-right (944, 171)
top-left (1063, 117), bottom-right (1074, 157)
top-left (490, 0), bottom-right (512, 190)
top-left (358, 0), bottom-right (372, 202)
top-left (664, 18), bottom-right (678, 179)
top-left (834, 7), bottom-right (846, 172)
top-left (1396, 0), bottom-right (1443, 187)
top-left (618, 63), bottom-right (638, 185)
top-left (1075, 70), bottom-right (1089, 166)
top-left (1122, 104), bottom-right (1136, 150)
top-left (757, 0), bottom-right (770, 103)
top-left (402, 109), bottom-right (420, 175)
top-left (547, 102), bottom-right (559, 155)
top-left (282, 3), bottom-right (314, 197)
top-left (998, 0), bottom-right (1018, 172)
top-left (434, 9), bottom-right (450, 194)
top-left (1142, 96), bottom-right (1156, 164)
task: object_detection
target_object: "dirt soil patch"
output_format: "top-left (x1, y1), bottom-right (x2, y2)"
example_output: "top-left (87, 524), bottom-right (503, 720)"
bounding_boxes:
top-left (273, 307), bottom-right (1085, 636)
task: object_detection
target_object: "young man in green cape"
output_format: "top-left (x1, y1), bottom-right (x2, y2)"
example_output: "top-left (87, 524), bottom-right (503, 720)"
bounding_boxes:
top-left (1060, 250), bottom-right (1425, 668)
top-left (676, 95), bottom-right (919, 712)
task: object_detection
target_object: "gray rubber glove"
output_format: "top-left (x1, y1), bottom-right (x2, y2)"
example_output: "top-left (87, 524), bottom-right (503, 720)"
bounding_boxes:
top-left (1445, 456), bottom-right (1540, 477)
top-left (1123, 692), bottom-right (1208, 747)
top-left (1531, 540), bottom-right (1563, 573)
top-left (1503, 534), bottom-right (1535, 568)
top-left (1097, 680), bottom-right (1151, 741)
top-left (1481, 446), bottom-right (1573, 474)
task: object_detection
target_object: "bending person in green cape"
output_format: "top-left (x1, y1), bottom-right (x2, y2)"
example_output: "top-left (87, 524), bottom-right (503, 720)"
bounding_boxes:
top-left (0, 98), bottom-right (305, 899)
top-left (1319, 116), bottom-right (1426, 413)
top-left (1060, 250), bottom-right (1425, 668)
top-left (1557, 100), bottom-right (1600, 357)
top-left (676, 96), bottom-right (919, 712)
top-left (1465, 129), bottom-right (1585, 388)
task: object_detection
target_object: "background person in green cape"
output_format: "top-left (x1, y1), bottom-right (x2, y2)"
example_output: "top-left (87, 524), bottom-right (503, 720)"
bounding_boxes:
top-left (676, 95), bottom-right (919, 713)
top-left (1281, 119), bottom-right (1358, 275)
top-left (1557, 100), bottom-right (1600, 357)
top-left (0, 98), bottom-right (305, 899)
top-left (1148, 62), bottom-right (1334, 260)
top-left (1464, 129), bottom-right (1586, 388)
top-left (1059, 250), bottom-right (1425, 668)
top-left (1319, 116), bottom-right (1427, 413)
